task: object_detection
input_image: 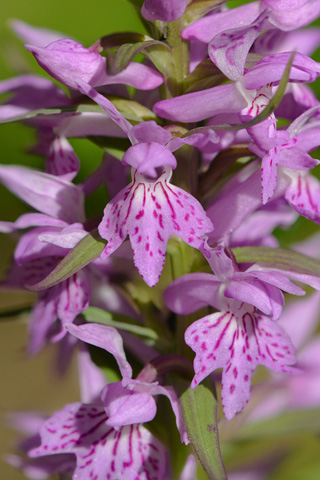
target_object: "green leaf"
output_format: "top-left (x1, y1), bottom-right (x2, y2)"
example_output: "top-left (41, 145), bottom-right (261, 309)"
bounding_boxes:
top-left (27, 230), bottom-right (106, 291)
top-left (92, 31), bottom-right (146, 51)
top-left (82, 306), bottom-right (160, 340)
top-left (87, 135), bottom-right (131, 152)
top-left (183, 51), bottom-right (295, 136)
top-left (109, 96), bottom-right (157, 122)
top-left (184, 58), bottom-right (225, 93)
top-left (0, 97), bottom-right (156, 126)
top-left (0, 103), bottom-right (104, 126)
top-left (177, 377), bottom-right (227, 480)
top-left (238, 409), bottom-right (320, 440)
top-left (184, 0), bottom-right (227, 25)
top-left (232, 246), bottom-right (320, 277)
top-left (167, 236), bottom-right (203, 279)
top-left (111, 40), bottom-right (171, 74)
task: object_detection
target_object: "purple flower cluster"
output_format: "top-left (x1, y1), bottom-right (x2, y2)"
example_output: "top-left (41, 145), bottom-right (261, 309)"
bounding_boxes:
top-left (1, 1), bottom-right (320, 479)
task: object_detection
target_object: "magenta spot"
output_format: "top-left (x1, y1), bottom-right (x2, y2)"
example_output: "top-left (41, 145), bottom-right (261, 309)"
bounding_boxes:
top-left (201, 365), bottom-right (206, 372)
top-left (244, 375), bottom-right (249, 382)
top-left (201, 342), bottom-right (207, 351)
top-left (185, 213), bottom-right (189, 221)
top-left (247, 354), bottom-right (252, 361)
top-left (194, 335), bottom-right (199, 342)
top-left (136, 210), bottom-right (144, 219)
top-left (230, 384), bottom-right (235, 394)
top-left (157, 231), bottom-right (164, 242)
top-left (233, 367), bottom-right (238, 379)
top-left (145, 243), bottom-right (150, 251)
top-left (137, 235), bottom-right (142, 243)
top-left (47, 428), bottom-right (57, 434)
top-left (188, 237), bottom-right (194, 243)
top-left (173, 221), bottom-right (181, 231)
top-left (153, 210), bottom-right (158, 218)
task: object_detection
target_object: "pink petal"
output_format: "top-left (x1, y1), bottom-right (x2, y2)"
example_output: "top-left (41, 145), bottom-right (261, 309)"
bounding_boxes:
top-left (46, 136), bottom-right (80, 181)
top-left (206, 166), bottom-right (264, 243)
top-left (208, 12), bottom-right (268, 81)
top-left (279, 147), bottom-right (319, 170)
top-left (285, 172), bottom-right (320, 223)
top-left (0, 74), bottom-right (69, 112)
top-left (5, 256), bottom-right (58, 287)
top-left (101, 383), bottom-right (157, 428)
top-left (278, 291), bottom-right (320, 349)
top-left (59, 111), bottom-right (126, 138)
top-left (254, 28), bottom-right (320, 56)
top-left (76, 80), bottom-right (135, 143)
top-left (99, 167), bottom-right (213, 287)
top-left (0, 165), bottom-right (85, 223)
top-left (263, 0), bottom-right (320, 31)
top-left (25, 39), bottom-right (106, 89)
top-left (245, 270), bottom-right (305, 296)
top-left (153, 83), bottom-right (247, 123)
top-left (99, 62), bottom-right (164, 90)
top-left (78, 346), bottom-right (107, 403)
top-left (122, 143), bottom-right (177, 178)
top-left (200, 243), bottom-right (236, 281)
top-left (131, 121), bottom-right (172, 146)
top-left (0, 212), bottom-right (67, 233)
top-left (185, 307), bottom-right (296, 419)
top-left (290, 337), bottom-right (320, 408)
top-left (164, 273), bottom-right (221, 315)
top-left (182, 2), bottom-right (261, 43)
top-left (243, 52), bottom-right (320, 90)
top-left (14, 228), bottom-right (66, 263)
top-left (141, 0), bottom-right (188, 22)
top-left (28, 289), bottom-right (59, 355)
top-left (65, 323), bottom-right (133, 381)
top-left (230, 201), bottom-right (298, 247)
top-left (57, 271), bottom-right (91, 324)
top-left (30, 402), bottom-right (166, 480)
top-left (179, 455), bottom-right (197, 480)
top-left (10, 19), bottom-right (67, 46)
top-left (261, 149), bottom-right (280, 204)
top-left (38, 223), bottom-right (87, 249)
top-left (224, 277), bottom-right (284, 319)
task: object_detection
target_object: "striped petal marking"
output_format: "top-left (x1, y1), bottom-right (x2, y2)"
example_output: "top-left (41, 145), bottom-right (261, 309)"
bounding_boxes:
top-left (99, 166), bottom-right (213, 287)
